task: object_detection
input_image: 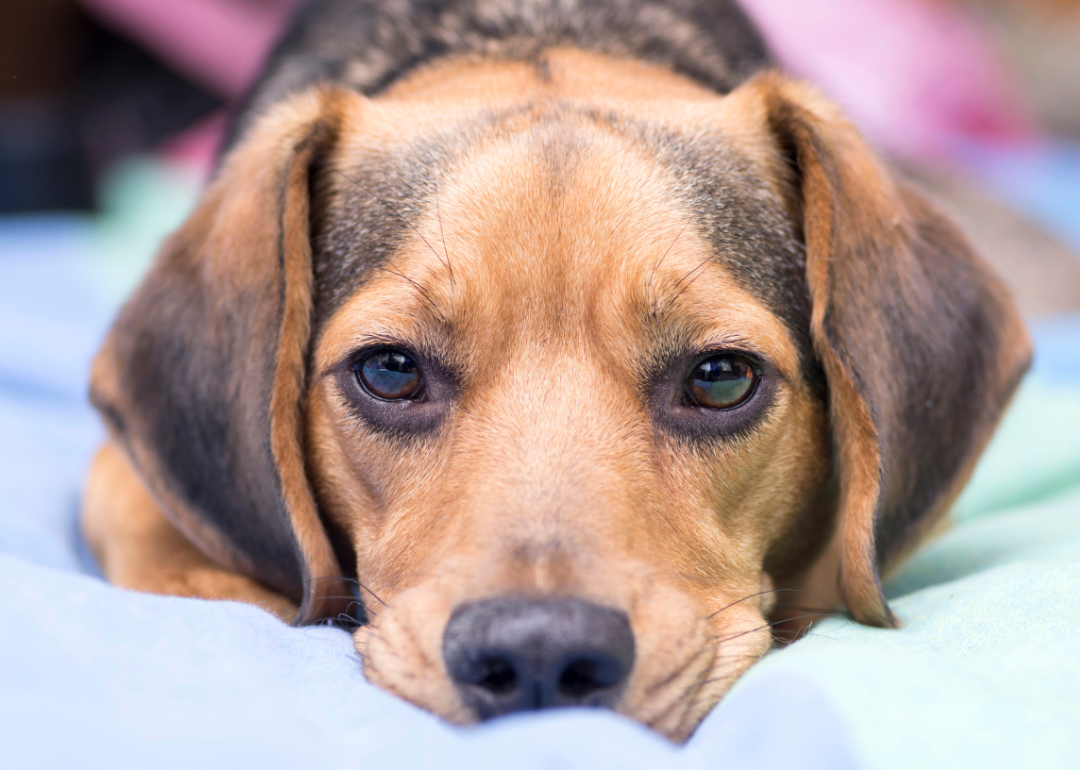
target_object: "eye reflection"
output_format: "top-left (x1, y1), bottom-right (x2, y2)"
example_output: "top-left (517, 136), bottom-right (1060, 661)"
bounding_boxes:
top-left (356, 350), bottom-right (423, 401)
top-left (685, 353), bottom-right (758, 410)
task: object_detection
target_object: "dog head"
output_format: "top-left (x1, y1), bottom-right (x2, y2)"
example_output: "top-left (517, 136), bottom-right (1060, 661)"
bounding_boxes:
top-left (90, 53), bottom-right (1030, 740)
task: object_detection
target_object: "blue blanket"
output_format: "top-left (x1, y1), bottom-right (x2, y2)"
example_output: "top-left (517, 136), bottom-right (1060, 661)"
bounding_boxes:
top-left (2, 160), bottom-right (1078, 769)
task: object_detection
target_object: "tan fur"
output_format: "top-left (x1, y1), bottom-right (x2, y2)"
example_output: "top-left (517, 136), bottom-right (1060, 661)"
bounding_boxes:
top-left (266, 97), bottom-right (352, 622)
top-left (776, 77), bottom-right (899, 627)
top-left (83, 443), bottom-right (298, 620)
top-left (84, 51), bottom-right (1028, 742)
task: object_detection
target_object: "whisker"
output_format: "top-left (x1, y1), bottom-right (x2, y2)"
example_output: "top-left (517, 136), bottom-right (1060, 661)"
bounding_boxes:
top-left (644, 645), bottom-right (768, 729)
top-left (373, 265), bottom-right (441, 315)
top-left (707, 588), bottom-right (781, 619)
top-left (647, 219), bottom-right (800, 317)
top-left (644, 683), bottom-right (695, 728)
top-left (710, 612), bottom-right (832, 647)
top-left (694, 671), bottom-right (750, 689)
top-left (648, 222), bottom-right (689, 296)
top-left (274, 575), bottom-right (389, 627)
top-left (642, 644), bottom-right (711, 696)
top-left (333, 610), bottom-right (366, 629)
top-left (330, 168), bottom-right (453, 279)
top-left (708, 588), bottom-right (845, 620)
top-left (295, 574), bottom-right (389, 608)
top-left (298, 574), bottom-right (390, 604)
top-left (434, 190), bottom-right (455, 288)
top-left (661, 254), bottom-right (712, 314)
top-left (300, 595), bottom-right (373, 614)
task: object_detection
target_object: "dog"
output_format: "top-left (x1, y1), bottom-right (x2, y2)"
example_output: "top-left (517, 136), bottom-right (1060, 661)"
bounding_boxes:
top-left (82, 0), bottom-right (1031, 742)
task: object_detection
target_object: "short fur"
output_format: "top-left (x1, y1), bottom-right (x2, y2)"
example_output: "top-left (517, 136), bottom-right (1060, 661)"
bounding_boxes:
top-left (84, 0), bottom-right (1030, 742)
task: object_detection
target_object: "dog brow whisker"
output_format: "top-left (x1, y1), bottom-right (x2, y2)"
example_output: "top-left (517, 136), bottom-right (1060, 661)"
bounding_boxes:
top-left (647, 222), bottom-right (689, 298)
top-left (324, 163), bottom-right (456, 323)
top-left (647, 219), bottom-right (796, 319)
top-left (660, 254), bottom-right (712, 315)
top-left (434, 189), bottom-right (456, 289)
top-left (330, 167), bottom-right (454, 282)
top-left (373, 264), bottom-right (442, 317)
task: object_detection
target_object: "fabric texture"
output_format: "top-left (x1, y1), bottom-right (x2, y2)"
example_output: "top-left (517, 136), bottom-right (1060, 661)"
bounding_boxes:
top-left (1, 160), bottom-right (1077, 768)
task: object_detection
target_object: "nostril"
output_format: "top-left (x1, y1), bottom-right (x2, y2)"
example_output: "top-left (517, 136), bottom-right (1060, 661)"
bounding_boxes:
top-left (446, 649), bottom-right (529, 718)
top-left (473, 656), bottom-right (518, 695)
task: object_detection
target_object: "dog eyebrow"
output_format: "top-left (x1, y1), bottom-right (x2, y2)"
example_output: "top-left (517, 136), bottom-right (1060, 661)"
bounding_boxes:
top-left (660, 142), bottom-right (819, 391)
top-left (312, 111), bottom-right (821, 395)
top-left (632, 299), bottom-right (788, 383)
top-left (313, 323), bottom-right (460, 380)
top-left (563, 110), bottom-right (819, 390)
top-left (311, 132), bottom-right (464, 341)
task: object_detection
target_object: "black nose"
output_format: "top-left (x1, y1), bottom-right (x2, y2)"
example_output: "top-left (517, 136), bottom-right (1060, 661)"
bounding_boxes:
top-left (443, 596), bottom-right (635, 720)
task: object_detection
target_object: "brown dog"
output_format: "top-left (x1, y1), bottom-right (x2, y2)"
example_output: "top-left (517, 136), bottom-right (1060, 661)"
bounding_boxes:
top-left (82, 0), bottom-right (1030, 742)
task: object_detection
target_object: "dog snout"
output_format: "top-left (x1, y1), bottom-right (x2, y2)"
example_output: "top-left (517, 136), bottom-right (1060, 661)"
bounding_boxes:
top-left (442, 596), bottom-right (635, 720)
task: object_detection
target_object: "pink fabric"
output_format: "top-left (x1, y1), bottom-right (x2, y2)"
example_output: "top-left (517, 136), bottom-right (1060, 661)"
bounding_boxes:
top-left (79, 0), bottom-right (1039, 166)
top-left (741, 0), bottom-right (1037, 158)
top-left (80, 0), bottom-right (297, 99)
top-left (158, 109), bottom-right (229, 172)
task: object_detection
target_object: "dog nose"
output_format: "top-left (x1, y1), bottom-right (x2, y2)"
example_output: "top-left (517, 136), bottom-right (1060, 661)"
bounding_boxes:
top-left (443, 596), bottom-right (635, 719)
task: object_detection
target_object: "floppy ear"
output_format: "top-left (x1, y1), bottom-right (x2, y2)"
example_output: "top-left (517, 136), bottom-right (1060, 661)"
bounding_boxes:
top-left (90, 88), bottom-right (362, 624)
top-left (755, 74), bottom-right (1031, 627)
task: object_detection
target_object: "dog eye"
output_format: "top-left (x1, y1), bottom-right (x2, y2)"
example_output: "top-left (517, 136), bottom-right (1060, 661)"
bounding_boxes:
top-left (685, 354), bottom-right (758, 409)
top-left (355, 350), bottom-right (424, 401)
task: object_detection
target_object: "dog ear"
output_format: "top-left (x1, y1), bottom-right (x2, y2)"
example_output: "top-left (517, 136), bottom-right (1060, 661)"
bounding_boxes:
top-left (753, 74), bottom-right (1031, 627)
top-left (90, 88), bottom-right (362, 624)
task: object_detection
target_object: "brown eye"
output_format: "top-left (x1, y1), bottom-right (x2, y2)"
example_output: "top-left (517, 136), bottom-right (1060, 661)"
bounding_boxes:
top-left (356, 350), bottom-right (423, 401)
top-left (685, 353), bottom-right (758, 410)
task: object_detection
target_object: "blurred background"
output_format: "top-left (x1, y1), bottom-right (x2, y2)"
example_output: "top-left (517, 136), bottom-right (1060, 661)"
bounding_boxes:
top-left (1, 0), bottom-right (1080, 314)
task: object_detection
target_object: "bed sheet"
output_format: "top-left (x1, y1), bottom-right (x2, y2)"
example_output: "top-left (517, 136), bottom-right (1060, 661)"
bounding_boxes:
top-left (1, 160), bottom-right (1078, 769)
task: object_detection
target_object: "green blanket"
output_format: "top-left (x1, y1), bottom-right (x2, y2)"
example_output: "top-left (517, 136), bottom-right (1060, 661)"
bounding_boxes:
top-left (742, 378), bottom-right (1080, 768)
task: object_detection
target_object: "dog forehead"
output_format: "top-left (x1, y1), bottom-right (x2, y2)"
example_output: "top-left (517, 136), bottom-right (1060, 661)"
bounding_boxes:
top-left (312, 97), bottom-right (811, 377)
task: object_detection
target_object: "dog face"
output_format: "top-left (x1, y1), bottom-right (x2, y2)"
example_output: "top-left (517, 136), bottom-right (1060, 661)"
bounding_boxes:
top-left (307, 59), bottom-right (831, 734)
top-left (90, 52), bottom-right (1030, 741)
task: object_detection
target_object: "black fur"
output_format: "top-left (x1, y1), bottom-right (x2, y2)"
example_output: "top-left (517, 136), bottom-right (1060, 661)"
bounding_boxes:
top-left (767, 99), bottom-right (1031, 606)
top-left (228, 0), bottom-right (770, 150)
top-left (107, 233), bottom-right (305, 595)
top-left (862, 192), bottom-right (1030, 568)
top-left (254, 0), bottom-right (778, 346)
top-left (99, 126), bottom-right (334, 600)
